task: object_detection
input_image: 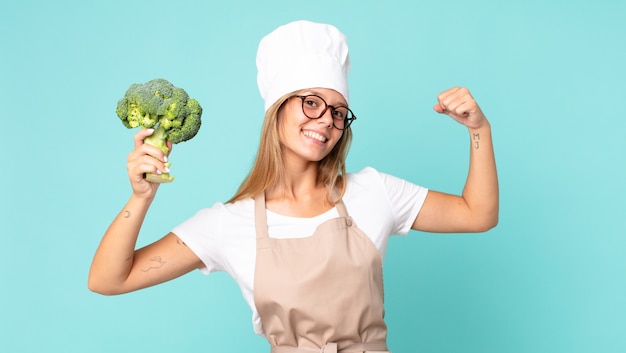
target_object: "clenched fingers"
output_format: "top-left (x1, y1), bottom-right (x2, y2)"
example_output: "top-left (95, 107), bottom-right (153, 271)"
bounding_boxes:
top-left (127, 154), bottom-right (170, 179)
top-left (129, 128), bottom-right (170, 163)
top-left (434, 87), bottom-right (487, 129)
top-left (436, 87), bottom-right (472, 115)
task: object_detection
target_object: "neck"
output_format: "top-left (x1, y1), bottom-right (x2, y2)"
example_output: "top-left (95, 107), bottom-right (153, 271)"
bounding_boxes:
top-left (267, 157), bottom-right (322, 200)
top-left (265, 152), bottom-right (335, 216)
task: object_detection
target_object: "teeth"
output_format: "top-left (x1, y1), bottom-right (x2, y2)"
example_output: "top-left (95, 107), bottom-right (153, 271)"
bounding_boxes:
top-left (303, 130), bottom-right (327, 142)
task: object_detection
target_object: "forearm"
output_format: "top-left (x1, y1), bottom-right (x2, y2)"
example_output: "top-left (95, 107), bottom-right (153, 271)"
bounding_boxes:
top-left (461, 122), bottom-right (499, 230)
top-left (88, 194), bottom-right (153, 293)
top-left (413, 87), bottom-right (499, 233)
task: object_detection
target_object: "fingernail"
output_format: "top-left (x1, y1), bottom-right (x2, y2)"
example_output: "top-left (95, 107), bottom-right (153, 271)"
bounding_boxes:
top-left (163, 155), bottom-right (168, 162)
top-left (147, 128), bottom-right (154, 134)
top-left (164, 167), bottom-right (170, 173)
top-left (156, 170), bottom-right (162, 175)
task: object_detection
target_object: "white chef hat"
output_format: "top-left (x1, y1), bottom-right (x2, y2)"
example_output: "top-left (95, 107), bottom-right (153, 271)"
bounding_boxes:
top-left (256, 20), bottom-right (350, 111)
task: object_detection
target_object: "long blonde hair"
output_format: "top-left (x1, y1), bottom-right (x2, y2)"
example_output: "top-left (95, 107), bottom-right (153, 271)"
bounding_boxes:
top-left (227, 91), bottom-right (353, 204)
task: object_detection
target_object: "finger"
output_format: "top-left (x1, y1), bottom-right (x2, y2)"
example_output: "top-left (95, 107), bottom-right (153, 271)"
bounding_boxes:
top-left (438, 87), bottom-right (466, 108)
top-left (133, 128), bottom-right (155, 148)
top-left (446, 96), bottom-right (472, 116)
top-left (439, 86), bottom-right (472, 103)
top-left (141, 143), bottom-right (169, 162)
top-left (128, 141), bottom-right (168, 163)
top-left (453, 100), bottom-right (478, 118)
top-left (128, 155), bottom-right (169, 178)
top-left (138, 154), bottom-right (168, 172)
top-left (436, 88), bottom-right (458, 113)
top-left (440, 88), bottom-right (475, 115)
top-left (437, 86), bottom-right (462, 106)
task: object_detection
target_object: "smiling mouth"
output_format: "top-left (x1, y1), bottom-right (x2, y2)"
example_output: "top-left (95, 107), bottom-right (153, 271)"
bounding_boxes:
top-left (302, 130), bottom-right (328, 143)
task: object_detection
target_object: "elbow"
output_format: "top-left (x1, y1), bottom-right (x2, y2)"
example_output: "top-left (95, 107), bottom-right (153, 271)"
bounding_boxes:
top-left (468, 209), bottom-right (499, 233)
top-left (87, 276), bottom-right (122, 296)
top-left (476, 217), bottom-right (498, 233)
top-left (88, 280), bottom-right (112, 296)
top-left (475, 212), bottom-right (499, 233)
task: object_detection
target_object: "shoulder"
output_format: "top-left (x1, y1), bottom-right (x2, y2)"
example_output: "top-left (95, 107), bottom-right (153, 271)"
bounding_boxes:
top-left (218, 198), bottom-right (257, 230)
top-left (344, 166), bottom-right (428, 213)
top-left (345, 166), bottom-right (383, 186)
top-left (201, 197), bottom-right (255, 216)
top-left (344, 167), bottom-right (429, 236)
top-left (345, 166), bottom-right (410, 192)
top-left (343, 167), bottom-right (390, 205)
top-left (222, 198), bottom-right (255, 217)
top-left (174, 198), bottom-right (255, 230)
top-left (171, 198), bottom-right (257, 275)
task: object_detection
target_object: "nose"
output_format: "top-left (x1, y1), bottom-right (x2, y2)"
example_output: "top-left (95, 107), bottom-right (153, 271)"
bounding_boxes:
top-left (317, 107), bottom-right (333, 127)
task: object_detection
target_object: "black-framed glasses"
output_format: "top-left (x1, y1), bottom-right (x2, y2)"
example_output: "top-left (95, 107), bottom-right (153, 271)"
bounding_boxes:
top-left (294, 95), bottom-right (356, 130)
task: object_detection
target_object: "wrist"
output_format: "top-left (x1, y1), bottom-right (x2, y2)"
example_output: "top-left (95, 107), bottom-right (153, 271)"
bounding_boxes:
top-left (468, 121), bottom-right (492, 150)
top-left (468, 119), bottom-right (491, 133)
top-left (129, 192), bottom-right (155, 207)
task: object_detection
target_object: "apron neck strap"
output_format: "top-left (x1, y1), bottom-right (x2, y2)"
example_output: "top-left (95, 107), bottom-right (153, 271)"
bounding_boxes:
top-left (253, 189), bottom-right (350, 240)
top-left (333, 197), bottom-right (349, 218)
top-left (254, 193), bottom-right (269, 240)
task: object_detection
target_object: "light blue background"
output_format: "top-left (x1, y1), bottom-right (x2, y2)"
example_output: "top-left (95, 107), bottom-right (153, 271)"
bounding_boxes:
top-left (1, 0), bottom-right (624, 352)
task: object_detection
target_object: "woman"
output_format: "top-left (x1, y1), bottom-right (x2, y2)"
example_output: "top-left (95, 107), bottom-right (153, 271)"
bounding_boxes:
top-left (89, 20), bottom-right (498, 353)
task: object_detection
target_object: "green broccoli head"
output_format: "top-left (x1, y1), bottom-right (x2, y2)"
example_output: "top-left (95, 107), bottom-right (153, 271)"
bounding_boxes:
top-left (116, 78), bottom-right (203, 183)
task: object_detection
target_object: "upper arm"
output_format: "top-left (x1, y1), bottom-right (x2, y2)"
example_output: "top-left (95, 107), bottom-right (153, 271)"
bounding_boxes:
top-left (411, 190), bottom-right (496, 233)
top-left (117, 232), bottom-right (203, 294)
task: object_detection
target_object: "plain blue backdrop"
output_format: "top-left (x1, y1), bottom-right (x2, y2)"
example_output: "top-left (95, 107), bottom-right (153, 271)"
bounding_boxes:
top-left (1, 0), bottom-right (624, 352)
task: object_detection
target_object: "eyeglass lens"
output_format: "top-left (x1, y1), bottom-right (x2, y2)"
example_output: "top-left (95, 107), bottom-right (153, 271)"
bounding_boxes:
top-left (299, 95), bottom-right (354, 130)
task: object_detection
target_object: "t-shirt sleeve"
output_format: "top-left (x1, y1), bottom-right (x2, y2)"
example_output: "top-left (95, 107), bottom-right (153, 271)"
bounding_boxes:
top-left (376, 169), bottom-right (429, 235)
top-left (171, 204), bottom-right (225, 275)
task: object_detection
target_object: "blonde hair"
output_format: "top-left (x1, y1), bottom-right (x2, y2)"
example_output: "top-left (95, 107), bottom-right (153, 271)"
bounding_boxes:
top-left (227, 91), bottom-right (353, 204)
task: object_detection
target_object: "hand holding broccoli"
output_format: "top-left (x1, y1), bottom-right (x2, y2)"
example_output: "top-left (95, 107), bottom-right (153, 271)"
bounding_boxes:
top-left (116, 78), bottom-right (202, 183)
top-left (126, 129), bottom-right (171, 199)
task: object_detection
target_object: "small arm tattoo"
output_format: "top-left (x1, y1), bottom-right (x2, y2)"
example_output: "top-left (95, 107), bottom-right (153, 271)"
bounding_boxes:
top-left (141, 256), bottom-right (167, 272)
top-left (472, 133), bottom-right (480, 149)
top-left (176, 238), bottom-right (188, 247)
top-left (123, 210), bottom-right (131, 218)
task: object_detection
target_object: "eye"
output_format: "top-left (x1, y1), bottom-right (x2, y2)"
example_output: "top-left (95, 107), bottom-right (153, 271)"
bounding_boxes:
top-left (303, 96), bottom-right (321, 108)
top-left (332, 108), bottom-right (347, 119)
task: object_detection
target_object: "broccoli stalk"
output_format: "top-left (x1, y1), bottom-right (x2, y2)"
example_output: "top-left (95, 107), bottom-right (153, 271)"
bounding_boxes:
top-left (143, 121), bottom-right (174, 182)
top-left (116, 78), bottom-right (202, 183)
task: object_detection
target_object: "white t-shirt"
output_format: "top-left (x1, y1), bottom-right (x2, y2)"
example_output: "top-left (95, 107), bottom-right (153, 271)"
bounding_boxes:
top-left (172, 167), bottom-right (428, 335)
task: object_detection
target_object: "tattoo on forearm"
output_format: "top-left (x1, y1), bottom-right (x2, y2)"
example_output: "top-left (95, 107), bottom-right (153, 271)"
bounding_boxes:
top-left (472, 133), bottom-right (480, 149)
top-left (141, 256), bottom-right (167, 272)
top-left (123, 210), bottom-right (131, 219)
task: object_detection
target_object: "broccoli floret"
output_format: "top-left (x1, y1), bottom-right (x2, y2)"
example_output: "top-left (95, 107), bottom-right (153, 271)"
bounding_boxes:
top-left (116, 78), bottom-right (203, 183)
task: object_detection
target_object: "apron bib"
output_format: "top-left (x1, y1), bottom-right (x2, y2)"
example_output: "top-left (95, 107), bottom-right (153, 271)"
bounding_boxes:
top-left (253, 193), bottom-right (391, 353)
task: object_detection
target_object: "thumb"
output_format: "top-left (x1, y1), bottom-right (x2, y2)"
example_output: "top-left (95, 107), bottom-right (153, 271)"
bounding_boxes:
top-left (433, 104), bottom-right (445, 114)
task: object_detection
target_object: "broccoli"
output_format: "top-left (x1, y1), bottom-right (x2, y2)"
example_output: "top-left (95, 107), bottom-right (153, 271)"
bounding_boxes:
top-left (116, 78), bottom-right (202, 183)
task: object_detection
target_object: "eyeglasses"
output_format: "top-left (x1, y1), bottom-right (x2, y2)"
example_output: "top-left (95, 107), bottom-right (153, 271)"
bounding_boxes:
top-left (293, 95), bottom-right (356, 130)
